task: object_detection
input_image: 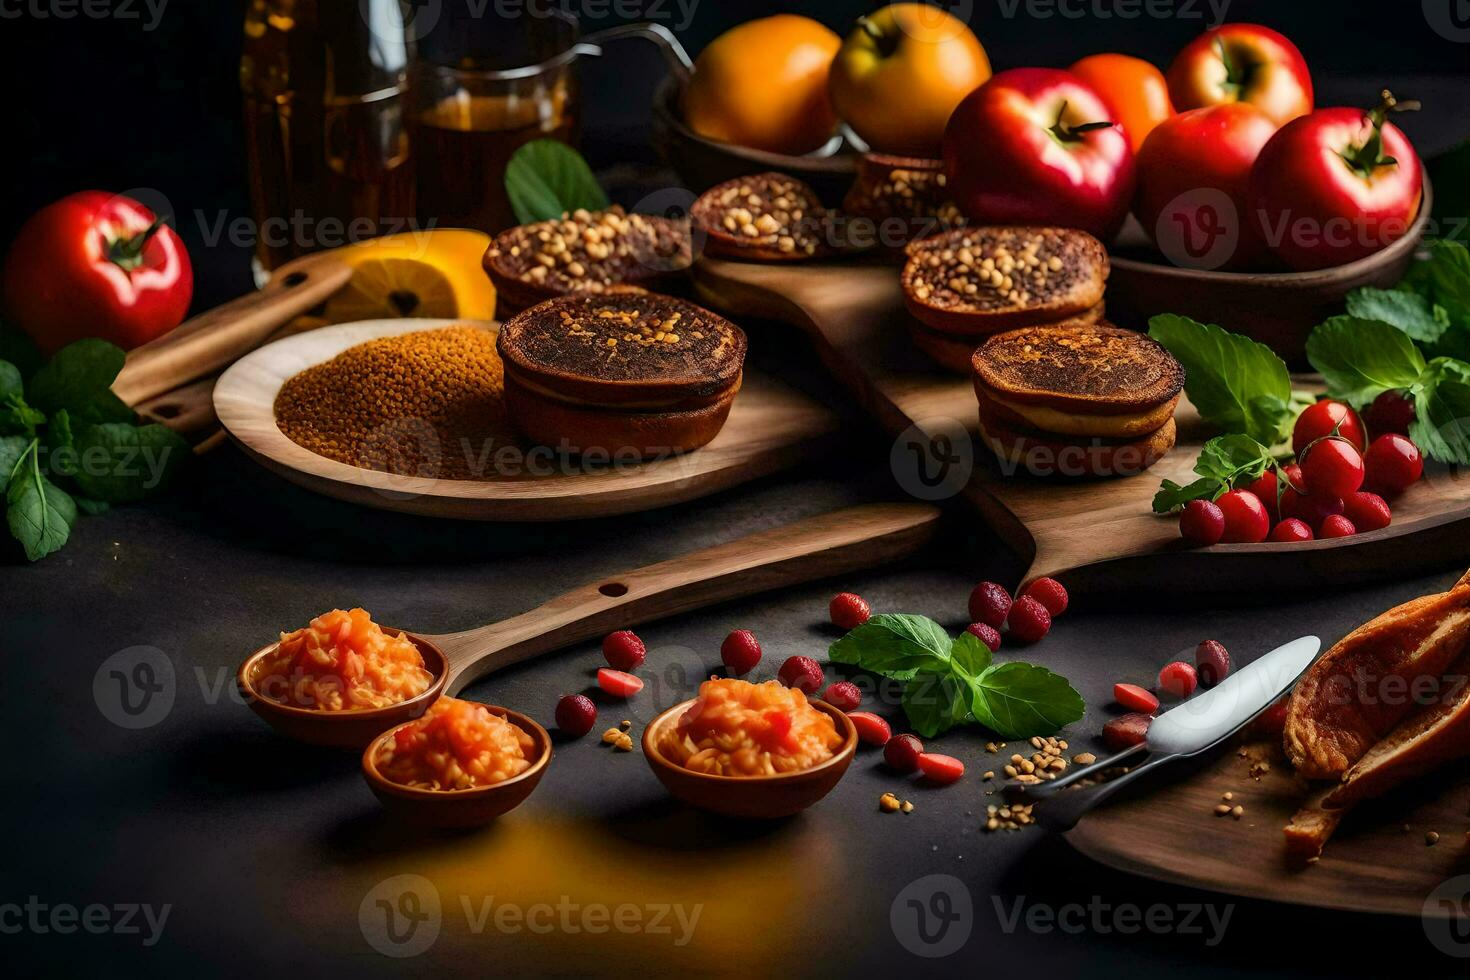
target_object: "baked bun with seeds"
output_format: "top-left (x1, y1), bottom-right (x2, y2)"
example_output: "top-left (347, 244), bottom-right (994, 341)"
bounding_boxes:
top-left (690, 173), bottom-right (843, 262)
top-left (842, 154), bottom-right (966, 256)
top-left (497, 293), bottom-right (746, 457)
top-left (903, 226), bottom-right (1107, 334)
top-left (907, 303), bottom-right (1104, 375)
top-left (483, 207), bottom-right (691, 316)
top-left (971, 323), bottom-right (1184, 415)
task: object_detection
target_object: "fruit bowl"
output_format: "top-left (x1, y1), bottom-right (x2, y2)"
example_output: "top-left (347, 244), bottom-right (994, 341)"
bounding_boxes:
top-left (1104, 171), bottom-right (1432, 366)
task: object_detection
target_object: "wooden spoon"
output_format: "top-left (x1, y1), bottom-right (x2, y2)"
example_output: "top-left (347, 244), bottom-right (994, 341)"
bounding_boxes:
top-left (236, 502), bottom-right (941, 750)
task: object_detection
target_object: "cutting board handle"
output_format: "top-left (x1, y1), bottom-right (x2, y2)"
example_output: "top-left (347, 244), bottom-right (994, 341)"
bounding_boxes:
top-left (435, 502), bottom-right (941, 692)
top-left (112, 252), bottom-right (353, 406)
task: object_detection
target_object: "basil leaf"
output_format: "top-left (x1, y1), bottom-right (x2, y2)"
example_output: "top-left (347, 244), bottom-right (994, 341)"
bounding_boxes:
top-left (1410, 358), bottom-right (1470, 465)
top-left (7, 444), bottom-right (75, 561)
top-left (901, 670), bottom-right (972, 738)
top-left (949, 630), bottom-right (993, 679)
top-left (828, 613), bottom-right (951, 678)
top-left (1345, 287), bottom-right (1449, 344)
top-left (1151, 434), bottom-right (1273, 513)
top-left (1307, 316), bottom-right (1426, 408)
top-left (0, 359), bottom-right (21, 402)
top-left (504, 140), bottom-right (610, 224)
top-left (1148, 313), bottom-right (1292, 445)
top-left (72, 423), bottom-right (189, 503)
top-left (967, 662), bottom-right (1085, 739)
top-left (0, 434), bottom-right (28, 492)
top-left (26, 338), bottom-right (124, 411)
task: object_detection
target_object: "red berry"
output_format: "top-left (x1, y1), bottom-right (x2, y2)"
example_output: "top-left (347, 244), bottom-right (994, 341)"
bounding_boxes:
top-left (968, 581), bottom-right (1012, 628)
top-left (602, 630), bottom-right (646, 672)
top-left (966, 622), bottom-right (1002, 652)
top-left (1319, 514), bottom-right (1357, 538)
top-left (1216, 490), bottom-right (1270, 543)
top-left (917, 752), bottom-right (965, 784)
top-left (1280, 487), bottom-right (1343, 531)
top-left (1158, 661), bottom-right (1198, 697)
top-left (1113, 682), bottom-right (1160, 713)
top-left (1245, 470), bottom-right (1280, 520)
top-left (1023, 577), bottom-right (1069, 617)
top-left (1300, 437), bottom-right (1365, 499)
top-left (1195, 640), bottom-right (1231, 687)
top-left (1179, 498), bottom-right (1225, 546)
top-left (883, 733), bottom-right (924, 772)
top-left (823, 680), bottom-right (862, 712)
top-left (555, 693), bottom-right (597, 736)
top-left (1363, 389), bottom-right (1415, 437)
top-left (1281, 461), bottom-right (1305, 490)
top-left (848, 711), bottom-right (892, 745)
top-left (778, 655), bottom-right (824, 694)
top-left (1252, 699), bottom-right (1289, 738)
top-left (1343, 490), bottom-right (1392, 532)
top-left (720, 629), bottom-right (762, 675)
top-left (1363, 433), bottom-right (1423, 496)
top-left (1293, 399), bottom-right (1366, 455)
top-left (1268, 517), bottom-right (1314, 542)
top-left (597, 667), bottom-right (644, 699)
top-left (829, 592), bottom-right (871, 630)
top-left (1102, 712), bottom-right (1152, 751)
top-left (1006, 595), bottom-right (1051, 644)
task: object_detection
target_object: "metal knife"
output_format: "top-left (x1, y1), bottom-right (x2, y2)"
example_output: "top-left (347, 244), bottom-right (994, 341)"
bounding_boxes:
top-left (1004, 635), bottom-right (1321, 831)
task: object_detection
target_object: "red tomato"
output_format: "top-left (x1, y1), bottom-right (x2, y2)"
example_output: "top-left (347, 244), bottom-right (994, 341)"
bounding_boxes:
top-left (1300, 437), bottom-right (1365, 499)
top-left (1268, 518), bottom-right (1314, 543)
top-left (1216, 490), bottom-right (1269, 543)
top-left (1292, 400), bottom-right (1367, 455)
top-left (1363, 390), bottom-right (1415, 437)
top-left (1069, 53), bottom-right (1175, 152)
top-left (1363, 433), bottom-right (1423, 494)
top-left (1249, 95), bottom-right (1424, 270)
top-left (1133, 104), bottom-right (1278, 270)
top-left (3, 190), bottom-right (192, 355)
top-left (1167, 23), bottom-right (1313, 126)
top-left (942, 68), bottom-right (1136, 241)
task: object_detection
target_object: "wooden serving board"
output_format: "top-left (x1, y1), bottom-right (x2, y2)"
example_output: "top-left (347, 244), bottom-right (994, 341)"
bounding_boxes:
top-left (1067, 741), bottom-right (1470, 918)
top-left (694, 259), bottom-right (1470, 593)
top-left (213, 318), bottom-right (838, 521)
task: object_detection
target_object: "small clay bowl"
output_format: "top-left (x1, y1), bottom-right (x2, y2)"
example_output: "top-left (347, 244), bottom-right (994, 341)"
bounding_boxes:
top-left (642, 698), bottom-right (857, 819)
top-left (236, 631), bottom-right (449, 749)
top-left (361, 707), bottom-right (552, 829)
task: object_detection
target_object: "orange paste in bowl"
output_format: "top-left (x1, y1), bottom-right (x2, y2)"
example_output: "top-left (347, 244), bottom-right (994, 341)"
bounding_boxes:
top-left (658, 677), bottom-right (844, 777)
top-left (254, 608), bottom-right (433, 710)
top-left (374, 697), bottom-right (536, 790)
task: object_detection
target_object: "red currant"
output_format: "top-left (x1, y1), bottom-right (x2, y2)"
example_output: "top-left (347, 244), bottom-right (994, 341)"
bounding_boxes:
top-left (720, 629), bottom-right (762, 675)
top-left (1363, 433), bottom-right (1423, 496)
top-left (829, 592), bottom-right (871, 630)
top-left (1006, 595), bottom-right (1051, 644)
top-left (1319, 514), bottom-right (1357, 538)
top-left (1158, 661), bottom-right (1198, 697)
top-left (1245, 470), bottom-right (1280, 520)
top-left (555, 694), bottom-right (597, 737)
top-left (966, 622), bottom-right (1002, 652)
top-left (1300, 437), bottom-right (1365, 499)
top-left (1179, 499), bottom-right (1225, 546)
top-left (1343, 490), bottom-right (1392, 532)
top-left (1293, 399), bottom-right (1366, 455)
top-left (1113, 682), bottom-right (1159, 713)
top-left (883, 733), bottom-right (924, 772)
top-left (602, 630), bottom-right (646, 672)
top-left (1022, 577), bottom-right (1069, 617)
top-left (968, 581), bottom-right (1012, 628)
top-left (1195, 640), bottom-right (1231, 687)
top-left (823, 680), bottom-right (862, 712)
top-left (1268, 517), bottom-right (1314, 542)
top-left (1216, 490), bottom-right (1269, 543)
top-left (778, 655), bottom-right (825, 694)
top-left (1363, 389), bottom-right (1415, 437)
top-left (1280, 487), bottom-right (1343, 532)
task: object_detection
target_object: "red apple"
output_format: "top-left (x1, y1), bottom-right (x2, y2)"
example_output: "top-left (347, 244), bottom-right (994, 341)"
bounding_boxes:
top-left (1167, 23), bottom-right (1313, 126)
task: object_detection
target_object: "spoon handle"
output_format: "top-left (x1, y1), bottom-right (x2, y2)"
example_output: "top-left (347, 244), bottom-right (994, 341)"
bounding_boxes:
top-left (434, 502), bottom-right (941, 692)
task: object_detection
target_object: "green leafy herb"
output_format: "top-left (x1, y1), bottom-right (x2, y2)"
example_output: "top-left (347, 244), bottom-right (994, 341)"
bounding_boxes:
top-left (504, 140), bottom-right (611, 224)
top-left (0, 359), bottom-right (22, 402)
top-left (1404, 240), bottom-right (1470, 321)
top-left (1410, 358), bottom-right (1470, 465)
top-left (6, 441), bottom-right (75, 561)
top-left (0, 434), bottom-right (29, 490)
top-left (72, 423), bottom-right (190, 503)
top-left (1306, 316), bottom-right (1425, 407)
top-left (1147, 313), bottom-right (1293, 445)
top-left (26, 338), bottom-right (134, 426)
top-left (1345, 287), bottom-right (1449, 344)
top-left (829, 614), bottom-right (1083, 739)
top-left (1153, 433), bottom-right (1276, 512)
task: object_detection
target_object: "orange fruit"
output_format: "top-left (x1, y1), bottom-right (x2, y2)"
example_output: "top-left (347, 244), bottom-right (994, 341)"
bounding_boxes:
top-left (682, 15), bottom-right (841, 156)
top-left (1069, 53), bottom-right (1175, 153)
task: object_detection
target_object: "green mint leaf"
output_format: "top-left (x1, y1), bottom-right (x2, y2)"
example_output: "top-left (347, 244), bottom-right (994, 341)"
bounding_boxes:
top-left (828, 613), bottom-right (951, 678)
top-left (1152, 477), bottom-right (1218, 513)
top-left (0, 359), bottom-right (22, 402)
top-left (7, 442), bottom-right (75, 561)
top-left (71, 423), bottom-right (189, 503)
top-left (504, 140), bottom-right (610, 224)
top-left (0, 325), bottom-right (43, 381)
top-left (1148, 313), bottom-right (1293, 445)
top-left (1404, 240), bottom-right (1470, 322)
top-left (1344, 287), bottom-right (1450, 344)
top-left (967, 662), bottom-right (1085, 739)
top-left (1151, 434), bottom-right (1273, 513)
top-left (1410, 358), bottom-right (1470, 465)
top-left (1307, 316), bottom-right (1427, 407)
top-left (949, 630), bottom-right (992, 679)
top-left (901, 670), bottom-right (972, 738)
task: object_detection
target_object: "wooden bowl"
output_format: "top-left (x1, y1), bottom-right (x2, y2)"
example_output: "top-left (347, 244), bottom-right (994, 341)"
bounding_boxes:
top-left (642, 698), bottom-right (857, 819)
top-left (236, 631), bottom-right (449, 749)
top-left (650, 75), bottom-right (857, 205)
top-left (1105, 173), bottom-right (1432, 365)
top-left (361, 707), bottom-right (552, 829)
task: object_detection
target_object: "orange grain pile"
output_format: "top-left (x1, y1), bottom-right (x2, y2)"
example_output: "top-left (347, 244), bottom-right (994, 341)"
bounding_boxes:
top-left (275, 326), bottom-right (514, 480)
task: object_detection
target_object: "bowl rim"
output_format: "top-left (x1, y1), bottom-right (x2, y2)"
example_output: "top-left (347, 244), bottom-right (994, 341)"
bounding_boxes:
top-left (360, 704), bottom-right (553, 801)
top-left (642, 696), bottom-right (859, 783)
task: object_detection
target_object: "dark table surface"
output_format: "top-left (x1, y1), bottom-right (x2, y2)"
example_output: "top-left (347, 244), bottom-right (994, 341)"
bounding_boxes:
top-left (6, 44), bottom-right (1470, 980)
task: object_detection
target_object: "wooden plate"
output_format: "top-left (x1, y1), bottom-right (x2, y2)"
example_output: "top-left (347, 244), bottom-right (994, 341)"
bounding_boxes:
top-left (693, 259), bottom-right (1470, 594)
top-left (213, 318), bottom-right (839, 521)
top-left (1066, 743), bottom-right (1470, 918)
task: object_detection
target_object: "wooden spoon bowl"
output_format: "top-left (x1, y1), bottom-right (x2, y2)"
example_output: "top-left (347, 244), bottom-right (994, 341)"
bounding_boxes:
top-left (642, 698), bottom-right (857, 819)
top-left (360, 707), bottom-right (553, 828)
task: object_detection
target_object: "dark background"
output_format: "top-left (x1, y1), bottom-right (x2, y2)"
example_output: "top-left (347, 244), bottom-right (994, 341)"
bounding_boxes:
top-left (5, 1), bottom-right (1470, 977)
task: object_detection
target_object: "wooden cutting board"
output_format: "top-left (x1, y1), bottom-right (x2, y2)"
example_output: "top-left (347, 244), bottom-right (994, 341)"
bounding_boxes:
top-left (693, 258), bottom-right (1470, 594)
top-left (213, 318), bottom-right (839, 521)
top-left (1066, 739), bottom-right (1470, 918)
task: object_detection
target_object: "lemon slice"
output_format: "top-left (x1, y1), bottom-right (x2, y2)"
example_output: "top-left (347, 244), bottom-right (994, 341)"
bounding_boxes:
top-left (323, 258), bottom-right (458, 322)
